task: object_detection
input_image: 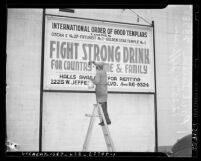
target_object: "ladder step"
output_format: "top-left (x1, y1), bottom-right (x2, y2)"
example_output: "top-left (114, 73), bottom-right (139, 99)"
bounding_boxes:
top-left (85, 114), bottom-right (101, 117)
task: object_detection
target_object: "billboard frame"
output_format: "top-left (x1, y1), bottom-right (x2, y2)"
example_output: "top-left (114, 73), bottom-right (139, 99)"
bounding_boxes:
top-left (39, 9), bottom-right (158, 153)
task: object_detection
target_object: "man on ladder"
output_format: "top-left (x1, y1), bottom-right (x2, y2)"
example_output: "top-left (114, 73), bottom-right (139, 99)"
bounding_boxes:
top-left (88, 61), bottom-right (111, 126)
top-left (83, 61), bottom-right (114, 152)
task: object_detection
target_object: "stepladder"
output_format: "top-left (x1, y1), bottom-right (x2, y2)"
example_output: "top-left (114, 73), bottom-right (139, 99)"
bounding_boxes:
top-left (83, 103), bottom-right (115, 152)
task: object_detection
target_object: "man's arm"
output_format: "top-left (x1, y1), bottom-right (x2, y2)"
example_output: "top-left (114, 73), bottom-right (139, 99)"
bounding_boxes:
top-left (88, 60), bottom-right (98, 67)
top-left (90, 71), bottom-right (100, 85)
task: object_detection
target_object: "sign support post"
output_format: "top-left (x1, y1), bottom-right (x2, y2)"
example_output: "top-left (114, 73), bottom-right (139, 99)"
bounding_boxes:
top-left (39, 8), bottom-right (46, 152)
top-left (152, 20), bottom-right (158, 152)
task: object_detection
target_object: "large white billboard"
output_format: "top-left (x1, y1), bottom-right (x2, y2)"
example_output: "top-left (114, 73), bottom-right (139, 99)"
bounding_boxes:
top-left (44, 15), bottom-right (155, 92)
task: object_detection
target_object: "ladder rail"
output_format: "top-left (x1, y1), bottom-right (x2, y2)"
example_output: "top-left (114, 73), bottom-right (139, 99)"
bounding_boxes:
top-left (82, 105), bottom-right (97, 151)
top-left (97, 104), bottom-right (111, 151)
top-left (102, 126), bottom-right (113, 151)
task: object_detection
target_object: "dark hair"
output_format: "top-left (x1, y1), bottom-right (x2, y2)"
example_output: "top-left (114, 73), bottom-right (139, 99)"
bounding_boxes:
top-left (96, 65), bottom-right (103, 70)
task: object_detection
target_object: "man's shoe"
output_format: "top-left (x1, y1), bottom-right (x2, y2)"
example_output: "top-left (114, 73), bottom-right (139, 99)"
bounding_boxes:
top-left (99, 120), bottom-right (112, 126)
top-left (99, 122), bottom-right (104, 126)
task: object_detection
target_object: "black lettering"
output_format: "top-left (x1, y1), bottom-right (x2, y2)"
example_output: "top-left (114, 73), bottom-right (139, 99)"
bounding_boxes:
top-left (50, 41), bottom-right (56, 58)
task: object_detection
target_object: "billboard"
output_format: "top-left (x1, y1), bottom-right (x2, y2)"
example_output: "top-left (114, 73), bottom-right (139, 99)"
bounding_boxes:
top-left (43, 15), bottom-right (155, 92)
